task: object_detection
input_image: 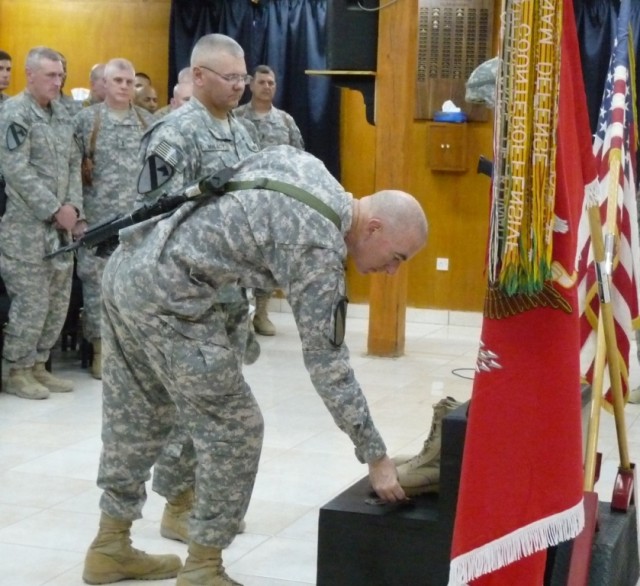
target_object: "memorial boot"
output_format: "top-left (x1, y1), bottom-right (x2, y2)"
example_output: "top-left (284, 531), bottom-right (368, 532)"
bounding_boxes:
top-left (91, 339), bottom-right (102, 380)
top-left (83, 512), bottom-right (182, 585)
top-left (252, 295), bottom-right (275, 336)
top-left (160, 488), bottom-right (194, 543)
top-left (32, 362), bottom-right (73, 393)
top-left (176, 542), bottom-right (242, 586)
top-left (396, 396), bottom-right (463, 496)
top-left (5, 367), bottom-right (49, 400)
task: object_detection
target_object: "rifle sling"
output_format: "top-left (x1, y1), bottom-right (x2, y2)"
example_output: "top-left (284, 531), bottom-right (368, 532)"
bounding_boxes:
top-left (225, 179), bottom-right (341, 231)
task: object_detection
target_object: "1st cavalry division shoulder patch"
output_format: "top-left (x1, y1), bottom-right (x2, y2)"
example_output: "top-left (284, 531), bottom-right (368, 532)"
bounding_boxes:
top-left (6, 123), bottom-right (27, 151)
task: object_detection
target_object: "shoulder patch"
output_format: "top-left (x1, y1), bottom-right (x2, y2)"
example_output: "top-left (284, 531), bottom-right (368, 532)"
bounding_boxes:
top-left (6, 122), bottom-right (27, 150)
top-left (137, 154), bottom-right (175, 194)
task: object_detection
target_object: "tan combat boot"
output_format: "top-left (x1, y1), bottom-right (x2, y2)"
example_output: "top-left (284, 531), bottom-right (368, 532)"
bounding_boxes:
top-left (160, 489), bottom-right (246, 543)
top-left (82, 512), bottom-right (182, 585)
top-left (252, 295), bottom-right (275, 336)
top-left (395, 396), bottom-right (463, 496)
top-left (5, 367), bottom-right (49, 400)
top-left (91, 339), bottom-right (102, 380)
top-left (32, 362), bottom-right (73, 393)
top-left (176, 542), bottom-right (242, 586)
top-left (160, 488), bottom-right (194, 543)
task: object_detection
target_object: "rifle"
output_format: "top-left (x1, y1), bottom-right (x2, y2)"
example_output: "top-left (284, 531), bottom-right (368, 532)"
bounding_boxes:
top-left (44, 166), bottom-right (237, 260)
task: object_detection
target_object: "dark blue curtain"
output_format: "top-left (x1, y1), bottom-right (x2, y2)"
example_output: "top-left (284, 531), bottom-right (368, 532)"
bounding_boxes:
top-left (169, 0), bottom-right (340, 177)
top-left (574, 0), bottom-right (640, 134)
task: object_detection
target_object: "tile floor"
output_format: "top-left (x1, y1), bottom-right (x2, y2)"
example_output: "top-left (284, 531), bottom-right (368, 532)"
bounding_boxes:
top-left (0, 304), bottom-right (638, 586)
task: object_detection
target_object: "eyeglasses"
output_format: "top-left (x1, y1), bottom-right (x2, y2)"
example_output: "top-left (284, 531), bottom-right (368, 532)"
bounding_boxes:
top-left (197, 64), bottom-right (251, 85)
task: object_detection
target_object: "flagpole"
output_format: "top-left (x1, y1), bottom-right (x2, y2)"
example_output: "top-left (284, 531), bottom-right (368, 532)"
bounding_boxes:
top-left (585, 155), bottom-right (632, 476)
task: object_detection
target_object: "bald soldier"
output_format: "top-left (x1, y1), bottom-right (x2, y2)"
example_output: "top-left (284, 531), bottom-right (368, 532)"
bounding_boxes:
top-left (82, 144), bottom-right (427, 585)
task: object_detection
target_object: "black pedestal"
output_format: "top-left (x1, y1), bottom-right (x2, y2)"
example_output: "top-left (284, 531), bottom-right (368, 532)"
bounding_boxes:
top-left (316, 402), bottom-right (469, 586)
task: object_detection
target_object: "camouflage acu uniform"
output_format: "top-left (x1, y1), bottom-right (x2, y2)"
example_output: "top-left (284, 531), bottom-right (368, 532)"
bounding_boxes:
top-left (74, 103), bottom-right (154, 342)
top-left (129, 95), bottom-right (258, 503)
top-left (57, 93), bottom-right (82, 117)
top-left (98, 145), bottom-right (386, 548)
top-left (234, 102), bottom-right (304, 150)
top-left (0, 91), bottom-right (82, 367)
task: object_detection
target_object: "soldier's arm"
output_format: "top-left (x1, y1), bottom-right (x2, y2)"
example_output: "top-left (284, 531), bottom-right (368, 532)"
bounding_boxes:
top-left (287, 115), bottom-right (305, 150)
top-left (134, 121), bottom-right (189, 207)
top-left (0, 110), bottom-right (62, 221)
top-left (285, 249), bottom-right (387, 465)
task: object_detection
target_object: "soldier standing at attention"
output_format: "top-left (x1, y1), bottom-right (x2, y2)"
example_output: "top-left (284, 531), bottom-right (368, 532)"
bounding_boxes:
top-left (234, 64), bottom-right (305, 336)
top-left (0, 46), bottom-right (83, 399)
top-left (81, 34), bottom-right (258, 585)
top-left (73, 58), bottom-right (154, 379)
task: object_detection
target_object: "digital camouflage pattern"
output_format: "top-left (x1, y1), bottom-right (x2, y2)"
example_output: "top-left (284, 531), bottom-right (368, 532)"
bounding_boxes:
top-left (74, 103), bottom-right (155, 342)
top-left (234, 102), bottom-right (304, 150)
top-left (135, 96), bottom-right (259, 206)
top-left (0, 91), bottom-right (82, 366)
top-left (99, 95), bottom-right (260, 513)
top-left (97, 145), bottom-right (386, 547)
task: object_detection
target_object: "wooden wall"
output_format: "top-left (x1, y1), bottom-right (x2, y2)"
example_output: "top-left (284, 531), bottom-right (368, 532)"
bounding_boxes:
top-left (341, 89), bottom-right (494, 312)
top-left (0, 0), bottom-right (171, 106)
top-left (0, 0), bottom-right (497, 313)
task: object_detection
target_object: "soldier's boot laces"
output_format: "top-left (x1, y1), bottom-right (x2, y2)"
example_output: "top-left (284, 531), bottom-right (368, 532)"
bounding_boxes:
top-left (32, 362), bottom-right (73, 393)
top-left (5, 367), bottom-right (49, 400)
top-left (176, 542), bottom-right (243, 586)
top-left (91, 339), bottom-right (102, 380)
top-left (82, 513), bottom-right (182, 585)
top-left (395, 396), bottom-right (463, 496)
top-left (252, 296), bottom-right (275, 336)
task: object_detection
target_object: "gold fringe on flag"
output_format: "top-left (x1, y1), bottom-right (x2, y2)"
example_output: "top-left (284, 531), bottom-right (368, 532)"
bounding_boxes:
top-left (489, 0), bottom-right (563, 297)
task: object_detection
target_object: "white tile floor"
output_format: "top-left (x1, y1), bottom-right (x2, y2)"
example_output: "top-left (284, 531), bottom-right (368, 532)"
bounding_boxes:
top-left (0, 304), bottom-right (638, 585)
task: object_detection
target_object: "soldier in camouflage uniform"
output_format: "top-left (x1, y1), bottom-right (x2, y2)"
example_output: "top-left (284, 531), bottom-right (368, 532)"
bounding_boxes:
top-left (83, 144), bottom-right (427, 585)
top-left (74, 58), bottom-right (155, 380)
top-left (82, 34), bottom-right (259, 586)
top-left (137, 33), bottom-right (258, 541)
top-left (234, 64), bottom-right (305, 336)
top-left (0, 46), bottom-right (83, 400)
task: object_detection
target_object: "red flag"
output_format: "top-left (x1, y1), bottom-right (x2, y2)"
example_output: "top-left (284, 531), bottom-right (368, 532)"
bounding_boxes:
top-left (448, 1), bottom-right (589, 582)
top-left (578, 0), bottom-right (640, 409)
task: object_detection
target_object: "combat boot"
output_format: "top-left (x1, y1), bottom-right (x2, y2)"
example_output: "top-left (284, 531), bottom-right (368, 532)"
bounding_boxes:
top-left (396, 396), bottom-right (463, 496)
top-left (91, 339), bottom-right (102, 380)
top-left (160, 488), bottom-right (194, 543)
top-left (160, 489), bottom-right (246, 543)
top-left (253, 295), bottom-right (275, 336)
top-left (32, 362), bottom-right (73, 393)
top-left (176, 542), bottom-right (242, 586)
top-left (82, 512), bottom-right (182, 585)
top-left (5, 367), bottom-right (49, 400)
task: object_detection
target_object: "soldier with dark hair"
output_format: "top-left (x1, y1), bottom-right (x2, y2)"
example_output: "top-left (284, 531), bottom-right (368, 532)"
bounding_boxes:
top-left (235, 64), bottom-right (305, 336)
top-left (0, 50), bottom-right (11, 104)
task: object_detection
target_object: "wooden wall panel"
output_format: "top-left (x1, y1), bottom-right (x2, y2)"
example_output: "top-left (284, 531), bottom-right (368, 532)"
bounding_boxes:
top-left (0, 0), bottom-right (171, 106)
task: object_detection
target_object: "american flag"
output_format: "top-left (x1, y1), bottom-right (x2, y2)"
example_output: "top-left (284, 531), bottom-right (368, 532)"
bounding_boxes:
top-left (577, 0), bottom-right (640, 408)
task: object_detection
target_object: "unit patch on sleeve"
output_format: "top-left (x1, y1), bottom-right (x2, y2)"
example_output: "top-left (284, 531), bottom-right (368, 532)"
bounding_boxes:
top-left (137, 154), bottom-right (175, 194)
top-left (6, 123), bottom-right (27, 151)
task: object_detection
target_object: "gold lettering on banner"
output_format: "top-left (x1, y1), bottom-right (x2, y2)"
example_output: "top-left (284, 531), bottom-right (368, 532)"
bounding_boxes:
top-left (491, 0), bottom-right (561, 295)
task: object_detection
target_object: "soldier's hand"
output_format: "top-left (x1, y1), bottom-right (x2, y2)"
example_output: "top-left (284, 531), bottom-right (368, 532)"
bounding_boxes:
top-left (367, 454), bottom-right (407, 503)
top-left (72, 219), bottom-right (88, 239)
top-left (54, 204), bottom-right (78, 232)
